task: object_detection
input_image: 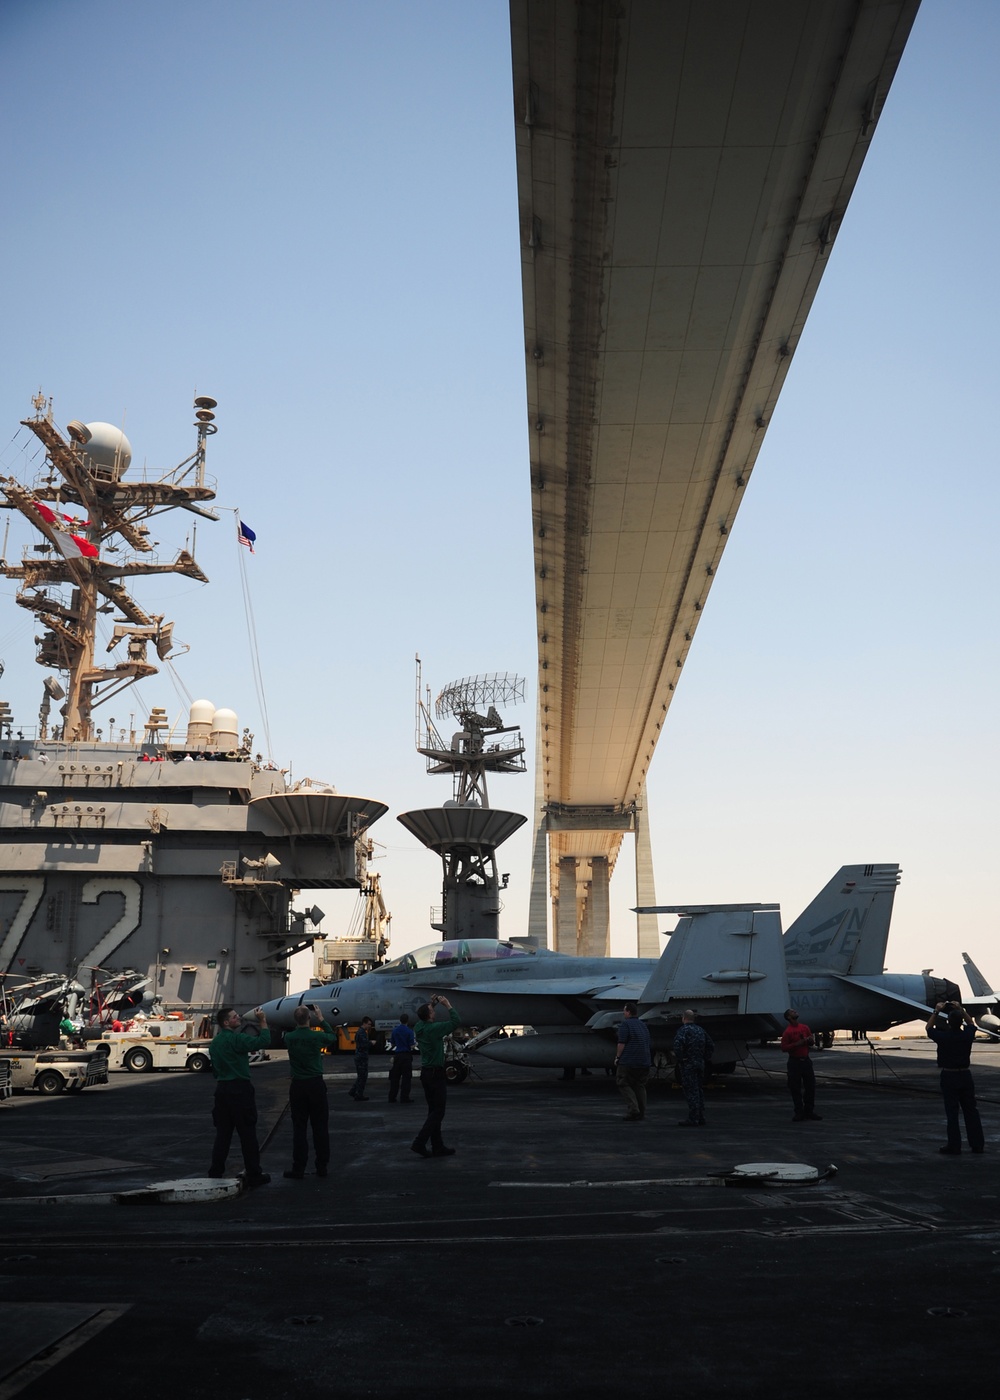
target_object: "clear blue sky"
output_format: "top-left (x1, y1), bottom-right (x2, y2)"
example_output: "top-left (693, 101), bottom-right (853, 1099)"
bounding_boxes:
top-left (0, 1), bottom-right (996, 993)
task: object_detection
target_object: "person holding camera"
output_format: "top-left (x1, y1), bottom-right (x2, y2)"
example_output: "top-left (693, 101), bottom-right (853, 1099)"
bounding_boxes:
top-left (925, 1001), bottom-right (985, 1155)
top-left (283, 1002), bottom-right (339, 1179)
top-left (207, 1005), bottom-right (271, 1185)
top-left (411, 994), bottom-right (460, 1158)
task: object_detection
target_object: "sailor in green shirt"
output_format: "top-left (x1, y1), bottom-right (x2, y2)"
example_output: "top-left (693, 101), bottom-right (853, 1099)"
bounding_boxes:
top-left (411, 995), bottom-right (461, 1158)
top-left (282, 1003), bottom-right (339, 1179)
top-left (207, 1006), bottom-right (271, 1185)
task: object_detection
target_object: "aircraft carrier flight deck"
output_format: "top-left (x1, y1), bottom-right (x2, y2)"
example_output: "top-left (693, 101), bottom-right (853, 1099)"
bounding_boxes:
top-left (0, 1040), bottom-right (996, 1399)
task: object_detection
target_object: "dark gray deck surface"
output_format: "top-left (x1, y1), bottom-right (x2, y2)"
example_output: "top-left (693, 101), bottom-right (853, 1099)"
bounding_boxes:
top-left (1, 1042), bottom-right (997, 1399)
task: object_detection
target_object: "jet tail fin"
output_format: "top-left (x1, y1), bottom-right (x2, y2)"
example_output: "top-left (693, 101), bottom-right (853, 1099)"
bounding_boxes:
top-left (962, 952), bottom-right (996, 999)
top-left (783, 864), bottom-right (901, 975)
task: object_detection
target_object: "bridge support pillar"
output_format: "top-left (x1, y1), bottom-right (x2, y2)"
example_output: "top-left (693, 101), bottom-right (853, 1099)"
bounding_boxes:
top-left (576, 876), bottom-right (589, 955)
top-left (527, 707), bottom-right (550, 946)
top-left (581, 855), bottom-right (610, 957)
top-left (634, 782), bottom-right (659, 957)
top-left (556, 856), bottom-right (578, 954)
top-left (527, 818), bottom-right (549, 948)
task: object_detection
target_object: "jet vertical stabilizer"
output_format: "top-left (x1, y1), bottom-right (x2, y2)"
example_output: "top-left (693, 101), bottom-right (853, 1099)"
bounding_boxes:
top-left (962, 953), bottom-right (995, 999)
top-left (783, 864), bottom-right (900, 975)
top-left (634, 904), bottom-right (789, 1036)
top-left (960, 953), bottom-right (1000, 1038)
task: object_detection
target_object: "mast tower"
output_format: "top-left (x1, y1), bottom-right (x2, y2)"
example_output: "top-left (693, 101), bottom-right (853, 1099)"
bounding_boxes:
top-left (399, 661), bottom-right (528, 941)
top-left (0, 393), bottom-right (219, 741)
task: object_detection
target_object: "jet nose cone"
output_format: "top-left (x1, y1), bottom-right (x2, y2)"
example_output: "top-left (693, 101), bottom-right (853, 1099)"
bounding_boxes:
top-left (260, 991), bottom-right (304, 1028)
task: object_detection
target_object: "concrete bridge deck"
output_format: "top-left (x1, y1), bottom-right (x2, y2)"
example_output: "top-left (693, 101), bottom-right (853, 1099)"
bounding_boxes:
top-left (513, 1), bottom-right (920, 952)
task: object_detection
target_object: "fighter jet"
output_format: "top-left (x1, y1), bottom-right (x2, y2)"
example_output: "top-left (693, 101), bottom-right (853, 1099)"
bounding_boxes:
top-left (262, 864), bottom-right (969, 1070)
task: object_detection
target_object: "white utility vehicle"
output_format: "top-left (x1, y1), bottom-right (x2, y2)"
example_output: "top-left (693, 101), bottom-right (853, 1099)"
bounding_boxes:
top-left (0, 1047), bottom-right (109, 1095)
top-left (97, 1018), bottom-right (213, 1073)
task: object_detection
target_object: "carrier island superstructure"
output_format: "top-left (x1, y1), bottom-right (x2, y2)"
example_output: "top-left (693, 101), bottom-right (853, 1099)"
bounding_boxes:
top-left (0, 394), bottom-right (387, 1028)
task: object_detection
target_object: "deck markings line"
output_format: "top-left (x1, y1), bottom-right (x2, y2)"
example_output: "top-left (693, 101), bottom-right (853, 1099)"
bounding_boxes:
top-left (0, 1306), bottom-right (129, 1400)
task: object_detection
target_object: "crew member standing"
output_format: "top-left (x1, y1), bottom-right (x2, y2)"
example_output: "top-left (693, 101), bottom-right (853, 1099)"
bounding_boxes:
top-left (671, 1009), bottom-right (714, 1127)
top-left (780, 1008), bottom-right (821, 1122)
top-left (411, 995), bottom-right (460, 1157)
top-left (388, 1013), bottom-right (416, 1104)
top-left (283, 1003), bottom-right (339, 1179)
top-left (926, 1001), bottom-right (985, 1155)
top-left (208, 1006), bottom-right (271, 1185)
top-left (348, 1016), bottom-right (375, 1101)
top-left (613, 1003), bottom-right (652, 1121)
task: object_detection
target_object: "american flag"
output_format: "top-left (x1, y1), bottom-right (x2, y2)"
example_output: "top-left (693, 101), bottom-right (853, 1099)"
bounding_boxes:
top-left (237, 520), bottom-right (257, 553)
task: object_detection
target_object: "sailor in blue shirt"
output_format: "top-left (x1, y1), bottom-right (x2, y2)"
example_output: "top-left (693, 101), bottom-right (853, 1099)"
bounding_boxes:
top-left (388, 1013), bottom-right (416, 1104)
top-left (348, 1017), bottom-right (375, 1101)
top-left (614, 1003), bottom-right (652, 1121)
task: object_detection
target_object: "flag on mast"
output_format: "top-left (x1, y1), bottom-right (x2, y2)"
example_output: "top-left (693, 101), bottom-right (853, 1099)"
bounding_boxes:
top-left (237, 520), bottom-right (256, 553)
top-left (53, 531), bottom-right (99, 560)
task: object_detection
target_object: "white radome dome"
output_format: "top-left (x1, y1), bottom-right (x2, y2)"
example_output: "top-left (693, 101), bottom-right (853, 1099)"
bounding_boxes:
top-left (185, 698), bottom-right (216, 747)
top-left (211, 708), bottom-right (239, 749)
top-left (79, 422), bottom-right (132, 475)
top-left (189, 699), bottom-right (215, 726)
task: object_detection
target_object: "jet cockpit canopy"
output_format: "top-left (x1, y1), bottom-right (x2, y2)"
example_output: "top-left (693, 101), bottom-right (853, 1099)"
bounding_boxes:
top-left (375, 938), bottom-right (536, 974)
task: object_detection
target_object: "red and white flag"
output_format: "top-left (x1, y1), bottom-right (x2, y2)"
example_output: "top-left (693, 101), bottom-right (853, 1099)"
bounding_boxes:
top-left (53, 530), bottom-right (99, 560)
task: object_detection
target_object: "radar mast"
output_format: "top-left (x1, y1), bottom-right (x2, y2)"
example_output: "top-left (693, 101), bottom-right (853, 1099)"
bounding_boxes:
top-left (400, 660), bottom-right (528, 941)
top-left (415, 663), bottom-right (526, 804)
top-left (0, 394), bottom-right (220, 741)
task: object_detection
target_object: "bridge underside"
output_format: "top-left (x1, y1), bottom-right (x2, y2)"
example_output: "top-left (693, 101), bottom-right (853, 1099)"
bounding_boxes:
top-left (511, 0), bottom-right (919, 951)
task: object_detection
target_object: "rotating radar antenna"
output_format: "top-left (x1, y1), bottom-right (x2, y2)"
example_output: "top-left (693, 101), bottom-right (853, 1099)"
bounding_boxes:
top-left (436, 673), bottom-right (524, 720)
top-left (414, 658), bottom-right (526, 807)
